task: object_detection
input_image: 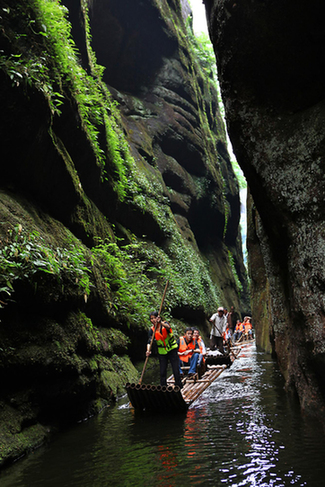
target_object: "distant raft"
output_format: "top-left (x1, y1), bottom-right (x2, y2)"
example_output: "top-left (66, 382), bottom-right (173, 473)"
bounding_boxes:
top-left (126, 363), bottom-right (229, 412)
top-left (205, 349), bottom-right (233, 367)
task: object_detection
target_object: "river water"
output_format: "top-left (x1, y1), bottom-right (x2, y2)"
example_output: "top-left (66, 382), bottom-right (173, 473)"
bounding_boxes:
top-left (1, 343), bottom-right (324, 487)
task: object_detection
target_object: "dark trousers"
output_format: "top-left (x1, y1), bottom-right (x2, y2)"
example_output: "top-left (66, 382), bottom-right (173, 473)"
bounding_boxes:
top-left (158, 348), bottom-right (182, 388)
top-left (210, 335), bottom-right (224, 354)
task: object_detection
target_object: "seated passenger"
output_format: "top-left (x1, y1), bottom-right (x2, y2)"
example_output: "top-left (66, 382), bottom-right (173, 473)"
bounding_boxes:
top-left (192, 327), bottom-right (206, 368)
top-left (244, 318), bottom-right (253, 339)
top-left (223, 324), bottom-right (232, 350)
top-left (224, 324), bottom-right (232, 342)
top-left (233, 320), bottom-right (244, 342)
top-left (178, 327), bottom-right (199, 377)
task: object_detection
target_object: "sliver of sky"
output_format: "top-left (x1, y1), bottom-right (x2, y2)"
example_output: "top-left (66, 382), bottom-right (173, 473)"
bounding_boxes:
top-left (190, 0), bottom-right (208, 34)
top-left (190, 0), bottom-right (247, 263)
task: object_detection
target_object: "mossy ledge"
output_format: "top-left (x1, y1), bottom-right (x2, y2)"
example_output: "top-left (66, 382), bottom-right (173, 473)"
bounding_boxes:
top-left (0, 0), bottom-right (248, 465)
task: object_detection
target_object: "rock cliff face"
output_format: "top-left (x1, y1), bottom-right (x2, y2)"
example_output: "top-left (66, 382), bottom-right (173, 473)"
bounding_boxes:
top-left (205, 0), bottom-right (325, 423)
top-left (0, 0), bottom-right (247, 464)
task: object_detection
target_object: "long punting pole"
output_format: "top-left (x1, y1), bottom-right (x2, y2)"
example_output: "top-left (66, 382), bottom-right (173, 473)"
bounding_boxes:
top-left (138, 280), bottom-right (169, 385)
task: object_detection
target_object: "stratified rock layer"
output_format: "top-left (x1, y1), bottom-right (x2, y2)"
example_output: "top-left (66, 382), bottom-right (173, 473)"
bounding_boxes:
top-left (205, 0), bottom-right (325, 422)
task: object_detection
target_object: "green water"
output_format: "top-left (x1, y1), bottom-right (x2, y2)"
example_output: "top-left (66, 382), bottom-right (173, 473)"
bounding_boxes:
top-left (1, 343), bottom-right (324, 486)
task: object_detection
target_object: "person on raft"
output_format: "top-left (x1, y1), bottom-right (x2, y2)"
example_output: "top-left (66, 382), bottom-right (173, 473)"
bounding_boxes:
top-left (177, 327), bottom-right (200, 377)
top-left (223, 323), bottom-right (232, 347)
top-left (233, 320), bottom-right (245, 342)
top-left (243, 317), bottom-right (253, 339)
top-left (209, 306), bottom-right (227, 353)
top-left (192, 327), bottom-right (206, 368)
top-left (146, 311), bottom-right (183, 389)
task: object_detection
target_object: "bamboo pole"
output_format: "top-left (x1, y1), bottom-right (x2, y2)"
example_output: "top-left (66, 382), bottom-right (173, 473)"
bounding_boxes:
top-left (138, 280), bottom-right (169, 385)
top-left (236, 333), bottom-right (244, 344)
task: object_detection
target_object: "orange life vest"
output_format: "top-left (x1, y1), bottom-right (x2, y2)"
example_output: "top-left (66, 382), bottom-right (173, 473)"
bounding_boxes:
top-left (178, 336), bottom-right (195, 363)
top-left (223, 326), bottom-right (231, 340)
top-left (235, 322), bottom-right (244, 332)
top-left (244, 322), bottom-right (252, 332)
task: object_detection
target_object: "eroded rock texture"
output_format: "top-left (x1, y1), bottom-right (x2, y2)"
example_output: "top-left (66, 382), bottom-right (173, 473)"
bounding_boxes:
top-left (75, 0), bottom-right (248, 306)
top-left (205, 0), bottom-right (325, 421)
top-left (0, 0), bottom-right (248, 464)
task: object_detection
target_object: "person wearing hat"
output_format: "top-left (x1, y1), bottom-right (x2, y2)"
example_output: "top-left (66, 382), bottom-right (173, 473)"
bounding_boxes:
top-left (209, 307), bottom-right (227, 353)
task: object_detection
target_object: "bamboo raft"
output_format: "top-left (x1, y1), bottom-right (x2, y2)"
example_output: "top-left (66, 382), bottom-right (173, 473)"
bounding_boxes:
top-left (126, 336), bottom-right (256, 413)
top-left (126, 363), bottom-right (230, 412)
top-left (126, 382), bottom-right (187, 412)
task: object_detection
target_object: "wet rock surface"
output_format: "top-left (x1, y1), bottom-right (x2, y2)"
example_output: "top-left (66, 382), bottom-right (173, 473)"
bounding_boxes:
top-left (205, 0), bottom-right (325, 422)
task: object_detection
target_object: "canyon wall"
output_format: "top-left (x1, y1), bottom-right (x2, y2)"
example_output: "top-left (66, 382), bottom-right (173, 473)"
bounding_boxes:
top-left (205, 0), bottom-right (325, 423)
top-left (0, 0), bottom-right (247, 464)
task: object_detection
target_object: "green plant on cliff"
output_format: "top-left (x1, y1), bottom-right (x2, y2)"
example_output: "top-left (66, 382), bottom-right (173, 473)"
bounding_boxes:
top-left (228, 250), bottom-right (243, 295)
top-left (91, 232), bottom-right (221, 329)
top-left (33, 0), bottom-right (107, 165)
top-left (91, 239), bottom-right (163, 327)
top-left (0, 0), bottom-right (131, 200)
top-left (0, 0), bottom-right (237, 326)
top-left (167, 232), bottom-right (221, 312)
top-left (231, 158), bottom-right (247, 190)
top-left (0, 225), bottom-right (91, 304)
top-left (185, 21), bottom-right (224, 114)
top-left (191, 32), bottom-right (217, 82)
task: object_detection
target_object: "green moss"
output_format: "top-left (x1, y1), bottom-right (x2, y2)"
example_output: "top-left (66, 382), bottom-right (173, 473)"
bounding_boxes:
top-left (98, 355), bottom-right (139, 397)
top-left (0, 0), bottom-right (249, 464)
top-left (99, 370), bottom-right (119, 397)
top-left (228, 250), bottom-right (243, 295)
top-left (0, 403), bottom-right (49, 468)
top-left (0, 224), bottom-right (91, 305)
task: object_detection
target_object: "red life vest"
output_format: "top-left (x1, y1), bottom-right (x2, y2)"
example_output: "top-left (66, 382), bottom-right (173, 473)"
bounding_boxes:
top-left (179, 336), bottom-right (195, 363)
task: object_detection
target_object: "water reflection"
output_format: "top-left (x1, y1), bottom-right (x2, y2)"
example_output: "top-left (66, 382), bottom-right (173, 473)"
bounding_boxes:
top-left (0, 343), bottom-right (324, 486)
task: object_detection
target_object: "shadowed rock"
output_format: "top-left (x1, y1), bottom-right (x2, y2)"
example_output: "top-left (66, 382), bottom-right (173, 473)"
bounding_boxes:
top-left (205, 0), bottom-right (325, 423)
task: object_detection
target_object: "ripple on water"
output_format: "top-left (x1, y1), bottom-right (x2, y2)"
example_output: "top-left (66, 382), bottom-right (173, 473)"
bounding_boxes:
top-left (0, 344), bottom-right (324, 487)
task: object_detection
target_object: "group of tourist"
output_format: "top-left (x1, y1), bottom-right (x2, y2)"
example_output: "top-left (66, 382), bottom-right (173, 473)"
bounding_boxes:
top-left (146, 313), bottom-right (207, 389)
top-left (232, 316), bottom-right (253, 342)
top-left (209, 306), bottom-right (253, 349)
top-left (146, 307), bottom-right (253, 389)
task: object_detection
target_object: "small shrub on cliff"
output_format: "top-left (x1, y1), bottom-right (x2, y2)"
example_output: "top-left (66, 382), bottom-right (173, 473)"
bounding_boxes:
top-left (0, 0), bottom-right (131, 200)
top-left (228, 250), bottom-right (243, 295)
top-left (91, 239), bottom-right (162, 328)
top-left (0, 224), bottom-right (91, 305)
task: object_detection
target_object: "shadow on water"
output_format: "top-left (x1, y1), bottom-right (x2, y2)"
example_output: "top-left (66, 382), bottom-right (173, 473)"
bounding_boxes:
top-left (1, 343), bottom-right (325, 486)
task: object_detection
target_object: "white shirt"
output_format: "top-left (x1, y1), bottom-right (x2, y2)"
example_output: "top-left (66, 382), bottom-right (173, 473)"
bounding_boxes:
top-left (210, 313), bottom-right (227, 338)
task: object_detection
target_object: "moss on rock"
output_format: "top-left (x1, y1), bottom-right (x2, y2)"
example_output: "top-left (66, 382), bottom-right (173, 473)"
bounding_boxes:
top-left (0, 0), bottom-right (248, 465)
